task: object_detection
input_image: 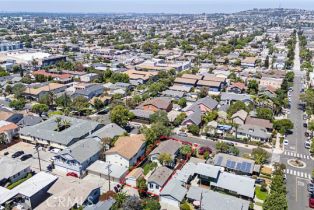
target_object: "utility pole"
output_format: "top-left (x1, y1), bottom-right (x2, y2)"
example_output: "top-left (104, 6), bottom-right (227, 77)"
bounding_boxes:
top-left (106, 163), bottom-right (112, 191)
top-left (35, 143), bottom-right (42, 171)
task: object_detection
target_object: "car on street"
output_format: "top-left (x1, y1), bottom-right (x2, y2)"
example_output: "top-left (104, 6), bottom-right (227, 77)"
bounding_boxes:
top-left (20, 154), bottom-right (33, 161)
top-left (304, 114), bottom-right (308, 120)
top-left (178, 132), bottom-right (188, 137)
top-left (66, 172), bottom-right (79, 178)
top-left (305, 132), bottom-right (310, 137)
top-left (255, 178), bottom-right (265, 185)
top-left (49, 148), bottom-right (61, 154)
top-left (11, 151), bottom-right (24, 158)
top-left (309, 194), bottom-right (314, 208)
top-left (305, 140), bottom-right (311, 149)
top-left (226, 142), bottom-right (235, 147)
top-left (304, 123), bottom-right (308, 128)
top-left (4, 151), bottom-right (9, 156)
top-left (283, 139), bottom-right (289, 146)
top-left (47, 164), bottom-right (53, 171)
top-left (308, 183), bottom-right (314, 193)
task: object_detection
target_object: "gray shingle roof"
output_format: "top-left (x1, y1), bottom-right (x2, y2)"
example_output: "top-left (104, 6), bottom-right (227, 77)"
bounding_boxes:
top-left (90, 123), bottom-right (126, 139)
top-left (160, 179), bottom-right (187, 202)
top-left (237, 124), bottom-right (271, 139)
top-left (148, 166), bottom-right (173, 187)
top-left (150, 140), bottom-right (181, 157)
top-left (19, 115), bottom-right (102, 146)
top-left (211, 172), bottom-right (255, 198)
top-left (221, 92), bottom-right (252, 102)
top-left (0, 157), bottom-right (30, 181)
top-left (187, 96), bottom-right (218, 112)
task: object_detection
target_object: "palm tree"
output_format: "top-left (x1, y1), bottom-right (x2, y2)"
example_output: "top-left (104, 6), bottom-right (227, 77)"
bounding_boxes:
top-left (61, 119), bottom-right (71, 129)
top-left (55, 117), bottom-right (62, 131)
top-left (114, 192), bottom-right (127, 208)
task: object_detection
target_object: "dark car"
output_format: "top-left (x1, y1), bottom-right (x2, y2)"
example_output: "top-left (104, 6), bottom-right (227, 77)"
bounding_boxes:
top-left (255, 178), bottom-right (265, 185)
top-left (226, 142), bottom-right (235, 147)
top-left (308, 183), bottom-right (314, 193)
top-left (4, 151), bottom-right (9, 156)
top-left (20, 154), bottom-right (33, 161)
top-left (198, 146), bottom-right (212, 155)
top-left (305, 132), bottom-right (310, 137)
top-left (304, 123), bottom-right (308, 128)
top-left (11, 151), bottom-right (24, 158)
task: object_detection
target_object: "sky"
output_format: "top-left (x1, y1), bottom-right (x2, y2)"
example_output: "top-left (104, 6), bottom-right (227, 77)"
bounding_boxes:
top-left (0, 0), bottom-right (313, 14)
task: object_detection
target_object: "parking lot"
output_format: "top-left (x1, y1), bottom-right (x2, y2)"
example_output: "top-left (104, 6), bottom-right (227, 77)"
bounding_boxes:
top-left (0, 141), bottom-right (55, 173)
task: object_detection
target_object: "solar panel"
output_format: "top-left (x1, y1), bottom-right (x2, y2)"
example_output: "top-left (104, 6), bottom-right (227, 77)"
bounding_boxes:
top-left (226, 160), bottom-right (232, 168)
top-left (245, 163), bottom-right (252, 173)
top-left (236, 163), bottom-right (242, 170)
top-left (240, 162), bottom-right (247, 172)
top-left (230, 161), bottom-right (236, 169)
top-left (216, 156), bottom-right (223, 165)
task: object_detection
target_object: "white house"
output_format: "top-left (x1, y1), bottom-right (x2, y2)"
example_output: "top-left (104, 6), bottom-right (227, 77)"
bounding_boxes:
top-left (105, 134), bottom-right (146, 169)
top-left (147, 166), bottom-right (173, 195)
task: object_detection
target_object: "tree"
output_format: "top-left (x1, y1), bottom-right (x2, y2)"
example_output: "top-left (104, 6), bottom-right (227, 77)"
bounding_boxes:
top-left (247, 79), bottom-right (259, 94)
top-left (273, 119), bottom-right (294, 134)
top-left (113, 192), bottom-right (127, 208)
top-left (187, 124), bottom-right (200, 136)
top-left (122, 196), bottom-right (142, 210)
top-left (180, 145), bottom-right (192, 157)
top-left (136, 177), bottom-right (147, 197)
top-left (202, 111), bottom-right (218, 124)
top-left (263, 193), bottom-right (288, 210)
top-left (12, 84), bottom-right (26, 98)
top-left (158, 152), bottom-right (172, 165)
top-left (180, 201), bottom-right (192, 210)
top-left (256, 108), bottom-right (273, 121)
top-left (55, 93), bottom-right (72, 108)
top-left (215, 141), bottom-right (229, 153)
top-left (150, 110), bottom-right (169, 125)
top-left (300, 89), bottom-right (314, 114)
top-left (227, 101), bottom-right (247, 116)
top-left (177, 98), bottom-right (187, 108)
top-left (110, 72), bottom-right (129, 83)
top-left (228, 146), bottom-right (240, 156)
top-left (5, 85), bottom-right (12, 94)
top-left (31, 103), bottom-right (49, 116)
top-left (110, 105), bottom-right (134, 127)
top-left (93, 98), bottom-right (104, 110)
top-left (39, 92), bottom-right (54, 106)
top-left (308, 121), bottom-right (314, 136)
top-left (252, 147), bottom-right (270, 164)
top-left (173, 113), bottom-right (187, 126)
top-left (72, 96), bottom-right (90, 113)
top-left (9, 99), bottom-right (26, 110)
top-left (142, 199), bottom-right (161, 210)
top-left (198, 87), bottom-right (208, 98)
top-left (142, 122), bottom-right (171, 145)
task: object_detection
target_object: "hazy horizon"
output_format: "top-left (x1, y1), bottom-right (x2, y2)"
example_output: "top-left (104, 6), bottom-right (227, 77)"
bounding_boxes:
top-left (0, 0), bottom-right (313, 14)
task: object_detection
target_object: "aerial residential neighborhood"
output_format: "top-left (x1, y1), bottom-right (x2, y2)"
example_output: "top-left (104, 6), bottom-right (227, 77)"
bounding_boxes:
top-left (0, 1), bottom-right (314, 210)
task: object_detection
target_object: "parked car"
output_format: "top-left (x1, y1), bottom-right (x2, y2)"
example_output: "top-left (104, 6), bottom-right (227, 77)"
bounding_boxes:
top-left (308, 183), bottom-right (314, 193)
top-left (226, 142), bottom-right (235, 147)
top-left (4, 151), bottom-right (9, 156)
top-left (66, 172), bottom-right (79, 178)
top-left (283, 139), bottom-right (289, 146)
top-left (50, 148), bottom-right (61, 154)
top-left (255, 178), bottom-right (265, 185)
top-left (178, 132), bottom-right (188, 137)
top-left (304, 123), bottom-right (308, 128)
top-left (47, 164), bottom-right (53, 171)
top-left (309, 194), bottom-right (314, 208)
top-left (20, 154), bottom-right (33, 161)
top-left (11, 151), bottom-right (24, 158)
top-left (198, 146), bottom-right (212, 155)
top-left (305, 132), bottom-right (310, 137)
top-left (305, 141), bottom-right (311, 149)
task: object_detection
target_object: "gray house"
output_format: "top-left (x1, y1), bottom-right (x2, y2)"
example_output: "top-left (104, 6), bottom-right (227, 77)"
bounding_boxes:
top-left (149, 140), bottom-right (181, 167)
top-left (72, 84), bottom-right (105, 100)
top-left (147, 166), bottom-right (173, 195)
top-left (54, 138), bottom-right (102, 177)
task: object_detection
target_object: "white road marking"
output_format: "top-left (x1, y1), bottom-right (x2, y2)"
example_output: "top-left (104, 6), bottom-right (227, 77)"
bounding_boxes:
top-left (300, 172), bottom-right (304, 177)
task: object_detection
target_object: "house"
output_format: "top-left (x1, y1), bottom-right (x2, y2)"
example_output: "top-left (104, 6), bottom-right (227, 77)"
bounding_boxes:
top-left (0, 172), bottom-right (58, 209)
top-left (33, 70), bottom-right (73, 83)
top-left (237, 124), bottom-right (271, 142)
top-left (125, 168), bottom-right (144, 187)
top-left (36, 176), bottom-right (100, 210)
top-left (245, 116), bottom-right (273, 132)
top-left (87, 160), bottom-right (128, 183)
top-left (149, 140), bottom-right (181, 167)
top-left (196, 80), bottom-right (222, 92)
top-left (0, 157), bottom-right (31, 186)
top-left (105, 134), bottom-right (146, 169)
top-left (53, 138), bottom-right (101, 177)
top-left (161, 90), bottom-right (185, 99)
top-left (19, 115), bottom-right (102, 149)
top-left (220, 92), bottom-right (253, 105)
top-left (17, 115), bottom-right (43, 127)
top-left (186, 186), bottom-right (250, 210)
top-left (0, 121), bottom-right (19, 142)
top-left (125, 69), bottom-right (158, 84)
top-left (90, 123), bottom-right (126, 140)
top-left (0, 110), bottom-right (23, 124)
top-left (23, 83), bottom-right (68, 101)
top-left (228, 82), bottom-right (246, 94)
top-left (186, 96), bottom-right (218, 114)
top-left (159, 179), bottom-right (187, 208)
top-left (211, 172), bottom-right (255, 200)
top-left (174, 77), bottom-right (197, 87)
top-left (241, 57), bottom-right (257, 67)
top-left (130, 109), bottom-right (154, 124)
top-left (72, 84), bottom-right (105, 100)
top-left (147, 166), bottom-right (173, 195)
top-left (80, 73), bottom-right (100, 83)
top-left (231, 110), bottom-right (248, 125)
top-left (213, 153), bottom-right (257, 175)
top-left (182, 108), bottom-right (202, 126)
top-left (90, 95), bottom-right (112, 106)
top-left (138, 97), bottom-right (172, 112)
top-left (259, 77), bottom-right (283, 90)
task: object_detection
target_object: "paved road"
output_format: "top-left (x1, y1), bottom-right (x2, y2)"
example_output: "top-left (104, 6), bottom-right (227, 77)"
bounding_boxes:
top-left (283, 34), bottom-right (314, 210)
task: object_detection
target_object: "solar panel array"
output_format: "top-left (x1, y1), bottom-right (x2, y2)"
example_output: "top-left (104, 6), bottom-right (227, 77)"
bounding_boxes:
top-left (227, 160), bottom-right (252, 173)
top-left (216, 156), bottom-right (223, 165)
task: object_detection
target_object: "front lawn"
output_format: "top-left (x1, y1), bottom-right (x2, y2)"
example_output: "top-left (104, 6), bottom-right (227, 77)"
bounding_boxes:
top-left (255, 186), bottom-right (268, 201)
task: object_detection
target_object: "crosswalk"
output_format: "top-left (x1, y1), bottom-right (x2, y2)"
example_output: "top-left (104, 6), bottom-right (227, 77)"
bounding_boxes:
top-left (283, 151), bottom-right (311, 160)
top-left (284, 169), bottom-right (312, 179)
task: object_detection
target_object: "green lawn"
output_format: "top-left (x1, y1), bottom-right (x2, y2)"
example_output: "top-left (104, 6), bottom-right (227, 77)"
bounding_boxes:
top-left (255, 186), bottom-right (268, 201)
top-left (143, 162), bottom-right (157, 175)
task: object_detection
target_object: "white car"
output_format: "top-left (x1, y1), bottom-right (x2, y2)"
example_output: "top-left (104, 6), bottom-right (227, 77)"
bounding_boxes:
top-left (305, 140), bottom-right (311, 149)
top-left (283, 139), bottom-right (289, 146)
top-left (50, 148), bottom-right (61, 154)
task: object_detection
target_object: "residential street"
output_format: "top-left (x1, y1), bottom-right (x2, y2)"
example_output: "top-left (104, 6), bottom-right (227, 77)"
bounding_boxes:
top-left (283, 34), bottom-right (314, 210)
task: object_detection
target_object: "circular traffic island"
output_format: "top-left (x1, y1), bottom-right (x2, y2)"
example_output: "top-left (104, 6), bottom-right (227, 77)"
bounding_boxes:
top-left (287, 158), bottom-right (306, 169)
